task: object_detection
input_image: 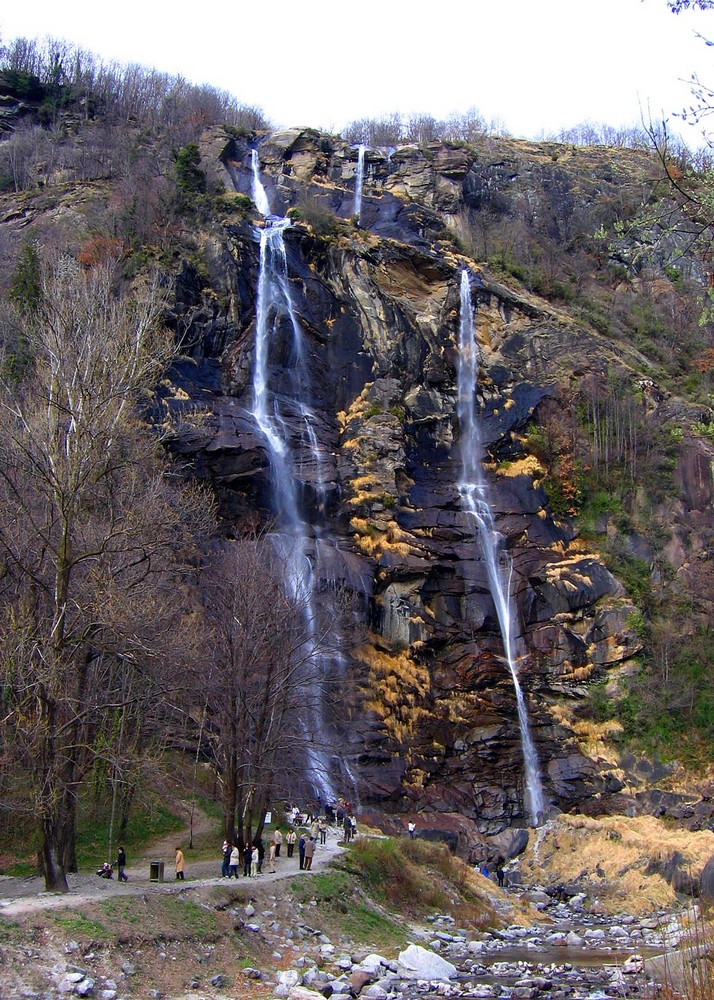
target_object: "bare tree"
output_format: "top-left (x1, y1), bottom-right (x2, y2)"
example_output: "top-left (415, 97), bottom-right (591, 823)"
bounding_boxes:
top-left (0, 252), bottom-right (212, 891)
top-left (199, 537), bottom-right (346, 847)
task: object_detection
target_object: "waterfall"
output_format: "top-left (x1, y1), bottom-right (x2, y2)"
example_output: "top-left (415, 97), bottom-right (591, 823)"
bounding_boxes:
top-left (250, 182), bottom-right (356, 805)
top-left (353, 144), bottom-right (366, 222)
top-left (456, 269), bottom-right (545, 826)
top-left (251, 218), bottom-right (335, 804)
top-left (251, 148), bottom-right (271, 217)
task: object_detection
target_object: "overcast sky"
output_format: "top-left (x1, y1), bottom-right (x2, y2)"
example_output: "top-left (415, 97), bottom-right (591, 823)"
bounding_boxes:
top-left (1, 0), bottom-right (713, 142)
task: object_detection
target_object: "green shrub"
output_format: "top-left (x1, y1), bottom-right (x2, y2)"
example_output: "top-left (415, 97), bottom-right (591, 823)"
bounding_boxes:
top-left (214, 193), bottom-right (253, 215)
top-left (174, 143), bottom-right (206, 194)
top-left (292, 193), bottom-right (339, 236)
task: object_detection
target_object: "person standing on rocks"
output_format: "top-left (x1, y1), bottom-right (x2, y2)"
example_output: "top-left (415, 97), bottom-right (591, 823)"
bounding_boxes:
top-left (175, 847), bottom-right (185, 880)
top-left (304, 836), bottom-right (315, 870)
top-left (407, 821), bottom-right (416, 839)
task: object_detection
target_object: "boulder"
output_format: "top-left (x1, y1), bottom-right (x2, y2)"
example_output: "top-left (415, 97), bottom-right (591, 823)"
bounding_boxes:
top-left (349, 971), bottom-right (373, 994)
top-left (396, 944), bottom-right (457, 981)
top-left (700, 855), bottom-right (714, 902)
top-left (487, 827), bottom-right (529, 860)
top-left (289, 988), bottom-right (326, 1000)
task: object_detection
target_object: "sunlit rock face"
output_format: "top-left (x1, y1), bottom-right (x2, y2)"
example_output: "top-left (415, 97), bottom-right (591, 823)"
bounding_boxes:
top-left (168, 128), bottom-right (657, 833)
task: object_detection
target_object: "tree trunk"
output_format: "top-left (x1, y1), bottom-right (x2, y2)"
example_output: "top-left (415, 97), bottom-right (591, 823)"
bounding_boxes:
top-left (65, 807), bottom-right (78, 873)
top-left (38, 792), bottom-right (72, 892)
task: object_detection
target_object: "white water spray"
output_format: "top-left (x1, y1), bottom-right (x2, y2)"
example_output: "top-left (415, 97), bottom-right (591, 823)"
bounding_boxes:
top-left (353, 144), bottom-right (366, 222)
top-left (251, 148), bottom-right (271, 217)
top-left (456, 269), bottom-right (545, 826)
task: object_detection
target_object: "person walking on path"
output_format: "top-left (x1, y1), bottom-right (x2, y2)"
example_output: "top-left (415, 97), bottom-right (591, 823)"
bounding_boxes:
top-left (286, 828), bottom-right (296, 858)
top-left (175, 847), bottom-right (185, 880)
top-left (318, 819), bottom-right (327, 845)
top-left (273, 828), bottom-right (282, 857)
top-left (269, 840), bottom-right (276, 872)
top-left (304, 837), bottom-right (315, 871)
top-left (243, 842), bottom-right (252, 877)
top-left (117, 847), bottom-right (128, 882)
top-left (343, 815), bottom-right (352, 843)
top-left (229, 843), bottom-right (240, 878)
top-left (298, 833), bottom-right (306, 870)
top-left (221, 840), bottom-right (231, 878)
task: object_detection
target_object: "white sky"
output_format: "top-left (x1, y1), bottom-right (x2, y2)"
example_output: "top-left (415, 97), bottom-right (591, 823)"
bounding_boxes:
top-left (1, 0), bottom-right (713, 143)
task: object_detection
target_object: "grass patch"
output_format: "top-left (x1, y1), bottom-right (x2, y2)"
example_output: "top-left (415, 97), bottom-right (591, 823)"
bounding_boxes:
top-left (339, 836), bottom-right (496, 930)
top-left (337, 902), bottom-right (405, 949)
top-left (99, 896), bottom-right (144, 927)
top-left (290, 870), bottom-right (351, 900)
top-left (158, 896), bottom-right (219, 938)
top-left (96, 894), bottom-right (219, 942)
top-left (290, 867), bottom-right (406, 949)
top-left (49, 910), bottom-right (109, 940)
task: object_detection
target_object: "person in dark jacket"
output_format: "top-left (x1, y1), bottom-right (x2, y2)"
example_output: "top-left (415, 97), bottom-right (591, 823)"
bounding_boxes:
top-left (243, 841), bottom-right (252, 877)
top-left (117, 847), bottom-right (128, 882)
top-left (298, 833), bottom-right (306, 870)
top-left (255, 837), bottom-right (265, 873)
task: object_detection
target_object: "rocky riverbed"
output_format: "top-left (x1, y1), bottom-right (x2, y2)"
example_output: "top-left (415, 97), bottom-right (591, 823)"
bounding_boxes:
top-left (0, 831), bottom-right (699, 1000)
top-left (265, 897), bottom-right (687, 1000)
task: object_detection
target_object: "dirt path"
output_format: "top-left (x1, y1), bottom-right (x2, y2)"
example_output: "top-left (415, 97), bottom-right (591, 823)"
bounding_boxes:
top-left (0, 820), bottom-right (345, 919)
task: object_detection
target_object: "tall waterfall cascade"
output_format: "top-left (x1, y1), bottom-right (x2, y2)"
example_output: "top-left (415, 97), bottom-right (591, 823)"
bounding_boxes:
top-left (249, 153), bottom-right (354, 805)
top-left (456, 270), bottom-right (546, 826)
top-left (353, 144), bottom-right (366, 222)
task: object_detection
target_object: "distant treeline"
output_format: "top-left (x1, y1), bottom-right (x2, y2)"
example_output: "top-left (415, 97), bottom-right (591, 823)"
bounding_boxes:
top-left (1, 34), bottom-right (710, 180)
top-left (342, 113), bottom-right (711, 171)
top-left (0, 35), bottom-right (269, 136)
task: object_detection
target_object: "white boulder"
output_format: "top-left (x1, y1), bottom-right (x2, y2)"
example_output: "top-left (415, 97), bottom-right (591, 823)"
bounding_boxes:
top-left (396, 944), bottom-right (457, 981)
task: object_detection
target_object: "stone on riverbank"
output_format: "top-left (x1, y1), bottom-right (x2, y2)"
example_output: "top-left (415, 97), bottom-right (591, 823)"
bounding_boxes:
top-left (397, 944), bottom-right (457, 980)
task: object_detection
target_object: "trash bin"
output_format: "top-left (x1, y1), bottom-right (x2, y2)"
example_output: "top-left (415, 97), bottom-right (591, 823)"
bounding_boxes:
top-left (149, 860), bottom-right (165, 882)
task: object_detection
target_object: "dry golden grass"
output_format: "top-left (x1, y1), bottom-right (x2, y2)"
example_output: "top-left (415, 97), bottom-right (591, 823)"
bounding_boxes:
top-left (521, 814), bottom-right (714, 915)
top-left (547, 703), bottom-right (624, 764)
top-left (350, 516), bottom-right (412, 558)
top-left (496, 455), bottom-right (545, 479)
top-left (356, 639), bottom-right (431, 743)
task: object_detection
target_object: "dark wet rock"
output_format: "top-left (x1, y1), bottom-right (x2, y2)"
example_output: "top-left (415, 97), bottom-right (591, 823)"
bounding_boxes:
top-left (159, 126), bottom-right (696, 830)
top-left (487, 827), bottom-right (529, 860)
top-left (699, 855), bottom-right (714, 902)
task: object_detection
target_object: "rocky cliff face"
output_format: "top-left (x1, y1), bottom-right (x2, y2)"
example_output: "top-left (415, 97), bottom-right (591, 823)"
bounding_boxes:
top-left (160, 127), bottom-right (712, 834)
